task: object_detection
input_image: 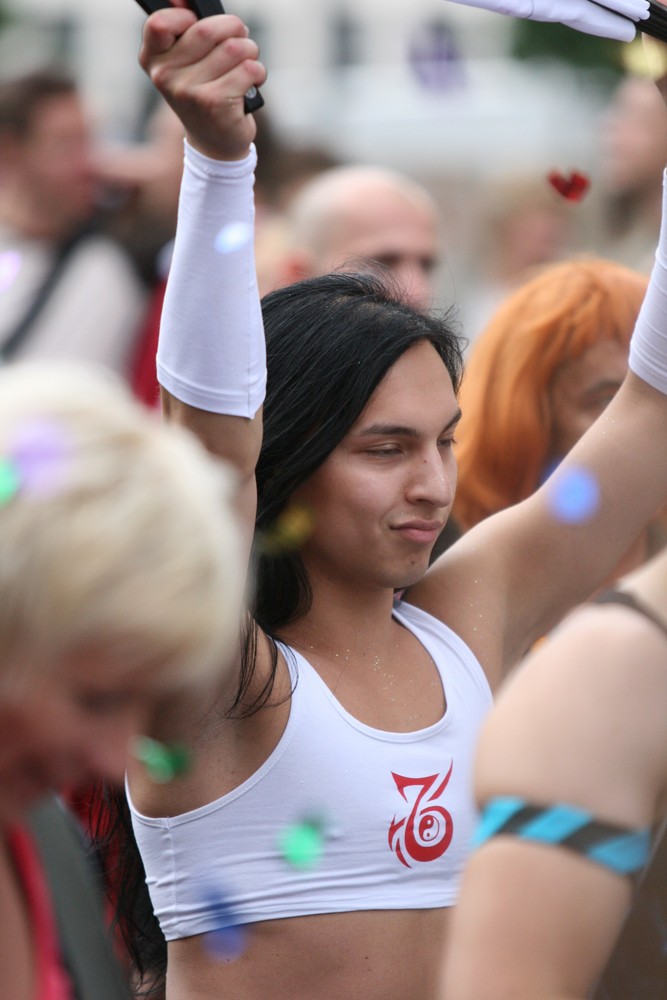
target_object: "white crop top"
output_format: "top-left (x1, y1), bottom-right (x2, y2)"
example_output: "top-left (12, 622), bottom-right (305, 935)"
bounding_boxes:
top-left (128, 602), bottom-right (492, 940)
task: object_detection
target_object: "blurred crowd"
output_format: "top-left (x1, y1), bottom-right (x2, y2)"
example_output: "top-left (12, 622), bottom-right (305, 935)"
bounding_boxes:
top-left (2, 47), bottom-right (667, 383)
top-left (2, 13), bottom-right (667, 1000)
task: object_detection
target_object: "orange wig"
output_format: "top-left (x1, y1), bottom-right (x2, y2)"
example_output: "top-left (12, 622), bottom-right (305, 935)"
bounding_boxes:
top-left (454, 258), bottom-right (648, 531)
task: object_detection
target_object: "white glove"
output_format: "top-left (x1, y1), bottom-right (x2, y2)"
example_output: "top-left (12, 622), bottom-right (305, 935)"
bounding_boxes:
top-left (444, 0), bottom-right (649, 42)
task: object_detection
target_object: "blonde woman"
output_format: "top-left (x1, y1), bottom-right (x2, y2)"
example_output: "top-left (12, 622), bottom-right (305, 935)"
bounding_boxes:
top-left (0, 361), bottom-right (244, 1000)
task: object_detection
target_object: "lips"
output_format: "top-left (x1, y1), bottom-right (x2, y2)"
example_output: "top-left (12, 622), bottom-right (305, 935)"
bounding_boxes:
top-left (392, 521), bottom-right (444, 543)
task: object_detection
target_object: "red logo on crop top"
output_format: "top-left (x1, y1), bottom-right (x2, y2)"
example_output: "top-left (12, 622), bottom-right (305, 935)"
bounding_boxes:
top-left (388, 763), bottom-right (454, 868)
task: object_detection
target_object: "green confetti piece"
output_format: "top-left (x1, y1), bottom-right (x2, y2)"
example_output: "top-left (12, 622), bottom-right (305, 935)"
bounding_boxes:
top-left (0, 458), bottom-right (20, 504)
top-left (133, 736), bottom-right (192, 784)
top-left (279, 820), bottom-right (324, 870)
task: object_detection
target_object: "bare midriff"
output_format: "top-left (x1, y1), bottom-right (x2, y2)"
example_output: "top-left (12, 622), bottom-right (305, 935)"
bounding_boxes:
top-left (167, 905), bottom-right (452, 1000)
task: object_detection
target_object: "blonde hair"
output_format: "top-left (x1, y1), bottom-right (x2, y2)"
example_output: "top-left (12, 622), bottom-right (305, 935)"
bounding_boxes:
top-left (0, 361), bottom-right (244, 692)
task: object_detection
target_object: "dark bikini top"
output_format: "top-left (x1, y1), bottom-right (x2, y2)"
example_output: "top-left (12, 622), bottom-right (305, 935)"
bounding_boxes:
top-left (594, 588), bottom-right (667, 638)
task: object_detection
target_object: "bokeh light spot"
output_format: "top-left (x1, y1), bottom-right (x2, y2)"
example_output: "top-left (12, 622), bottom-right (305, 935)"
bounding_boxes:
top-left (0, 251), bottom-right (22, 295)
top-left (214, 222), bottom-right (253, 255)
top-left (546, 466), bottom-right (600, 523)
top-left (8, 420), bottom-right (70, 496)
top-left (258, 503), bottom-right (315, 555)
top-left (0, 458), bottom-right (20, 504)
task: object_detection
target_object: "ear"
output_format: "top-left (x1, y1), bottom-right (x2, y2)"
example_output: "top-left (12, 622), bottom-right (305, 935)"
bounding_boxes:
top-left (256, 233), bottom-right (317, 296)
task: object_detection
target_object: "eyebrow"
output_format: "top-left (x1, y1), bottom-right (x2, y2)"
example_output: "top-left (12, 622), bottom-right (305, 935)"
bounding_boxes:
top-left (357, 409), bottom-right (462, 438)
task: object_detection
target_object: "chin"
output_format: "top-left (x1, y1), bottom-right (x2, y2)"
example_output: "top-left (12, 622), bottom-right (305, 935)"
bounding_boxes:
top-left (393, 562), bottom-right (429, 591)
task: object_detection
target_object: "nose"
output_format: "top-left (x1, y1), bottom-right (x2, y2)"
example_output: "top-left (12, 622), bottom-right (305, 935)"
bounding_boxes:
top-left (406, 448), bottom-right (456, 509)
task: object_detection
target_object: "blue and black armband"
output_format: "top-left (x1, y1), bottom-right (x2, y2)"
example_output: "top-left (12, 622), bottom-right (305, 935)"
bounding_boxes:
top-left (474, 797), bottom-right (651, 877)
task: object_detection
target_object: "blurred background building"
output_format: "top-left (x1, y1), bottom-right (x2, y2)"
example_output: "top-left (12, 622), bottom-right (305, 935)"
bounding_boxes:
top-left (0, 0), bottom-right (625, 167)
top-left (0, 0), bottom-right (656, 332)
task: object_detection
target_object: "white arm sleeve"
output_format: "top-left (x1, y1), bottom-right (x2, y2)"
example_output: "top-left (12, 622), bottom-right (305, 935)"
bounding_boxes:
top-left (156, 141), bottom-right (266, 417)
top-left (442, 0), bottom-right (646, 41)
top-left (629, 171), bottom-right (667, 395)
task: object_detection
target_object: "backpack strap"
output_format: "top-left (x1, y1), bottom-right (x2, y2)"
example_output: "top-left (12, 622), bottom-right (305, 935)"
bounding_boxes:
top-left (0, 227), bottom-right (90, 363)
top-left (26, 796), bottom-right (131, 1000)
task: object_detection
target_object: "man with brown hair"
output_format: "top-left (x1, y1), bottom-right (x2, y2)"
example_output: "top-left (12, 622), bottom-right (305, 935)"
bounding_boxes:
top-left (0, 69), bottom-right (146, 374)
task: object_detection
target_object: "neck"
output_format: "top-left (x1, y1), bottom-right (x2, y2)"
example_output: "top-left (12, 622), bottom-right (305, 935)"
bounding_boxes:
top-left (281, 570), bottom-right (399, 668)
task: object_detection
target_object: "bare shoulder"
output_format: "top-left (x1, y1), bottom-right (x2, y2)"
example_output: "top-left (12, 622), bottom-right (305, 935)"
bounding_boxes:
top-left (476, 599), bottom-right (667, 830)
top-left (407, 510), bottom-right (528, 687)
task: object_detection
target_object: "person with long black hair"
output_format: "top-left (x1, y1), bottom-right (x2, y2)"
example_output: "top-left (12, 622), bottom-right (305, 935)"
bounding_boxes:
top-left (104, 7), bottom-right (667, 999)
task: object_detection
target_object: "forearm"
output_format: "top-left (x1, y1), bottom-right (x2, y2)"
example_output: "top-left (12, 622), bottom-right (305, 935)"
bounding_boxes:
top-left (157, 141), bottom-right (266, 421)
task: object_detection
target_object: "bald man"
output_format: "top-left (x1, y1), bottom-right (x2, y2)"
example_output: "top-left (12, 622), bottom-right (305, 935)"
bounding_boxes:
top-left (261, 164), bottom-right (442, 312)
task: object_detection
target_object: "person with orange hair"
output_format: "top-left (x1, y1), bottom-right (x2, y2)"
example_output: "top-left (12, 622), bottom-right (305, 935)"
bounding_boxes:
top-left (454, 259), bottom-right (660, 555)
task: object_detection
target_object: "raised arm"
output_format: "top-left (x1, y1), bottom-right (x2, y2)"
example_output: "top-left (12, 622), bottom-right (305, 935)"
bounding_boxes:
top-left (415, 67), bottom-right (667, 685)
top-left (139, 4), bottom-right (267, 536)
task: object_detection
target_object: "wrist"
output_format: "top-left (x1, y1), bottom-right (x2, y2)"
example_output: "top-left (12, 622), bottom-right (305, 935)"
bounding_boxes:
top-left (183, 139), bottom-right (256, 179)
top-left (628, 170), bottom-right (667, 394)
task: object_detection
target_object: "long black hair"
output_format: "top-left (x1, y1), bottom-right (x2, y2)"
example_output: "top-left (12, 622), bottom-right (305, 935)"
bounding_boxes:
top-left (234, 269), bottom-right (464, 710)
top-left (92, 270), bottom-right (465, 994)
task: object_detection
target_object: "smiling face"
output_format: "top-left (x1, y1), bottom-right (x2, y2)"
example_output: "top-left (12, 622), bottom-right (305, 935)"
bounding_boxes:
top-left (294, 341), bottom-right (460, 592)
top-left (0, 648), bottom-right (160, 827)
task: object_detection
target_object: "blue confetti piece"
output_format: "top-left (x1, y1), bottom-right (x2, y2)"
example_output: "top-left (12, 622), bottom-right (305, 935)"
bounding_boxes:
top-left (546, 466), bottom-right (600, 524)
top-left (201, 885), bottom-right (247, 962)
top-left (205, 922), bottom-right (247, 962)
